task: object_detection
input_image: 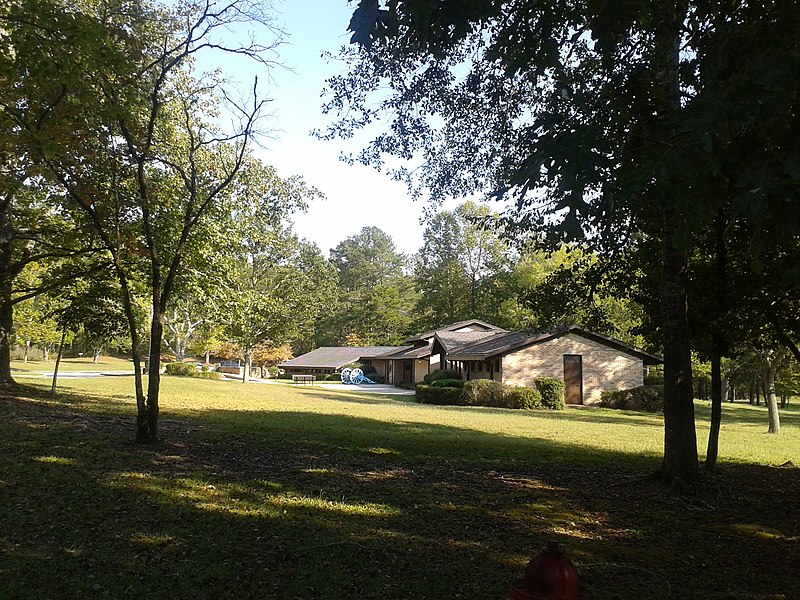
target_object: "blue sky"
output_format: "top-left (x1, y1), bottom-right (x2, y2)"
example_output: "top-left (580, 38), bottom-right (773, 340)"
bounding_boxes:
top-left (231, 1), bottom-right (446, 256)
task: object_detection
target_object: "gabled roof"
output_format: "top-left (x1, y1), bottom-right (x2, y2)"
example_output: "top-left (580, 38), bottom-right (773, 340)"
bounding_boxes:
top-left (433, 330), bottom-right (503, 353)
top-left (280, 346), bottom-right (401, 369)
top-left (446, 325), bottom-right (663, 365)
top-left (404, 319), bottom-right (506, 343)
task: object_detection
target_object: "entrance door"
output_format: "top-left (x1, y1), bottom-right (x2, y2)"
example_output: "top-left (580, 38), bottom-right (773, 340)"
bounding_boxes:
top-left (402, 360), bottom-right (412, 384)
top-left (563, 355), bottom-right (583, 405)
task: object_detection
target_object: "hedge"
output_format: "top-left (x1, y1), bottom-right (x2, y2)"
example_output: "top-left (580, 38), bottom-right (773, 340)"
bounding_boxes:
top-left (423, 368), bottom-right (462, 384)
top-left (431, 378), bottom-right (464, 388)
top-left (165, 362), bottom-right (197, 377)
top-left (503, 386), bottom-right (543, 410)
top-left (462, 379), bottom-right (505, 407)
top-left (600, 385), bottom-right (664, 412)
top-left (415, 384), bottom-right (464, 405)
top-left (195, 371), bottom-right (224, 380)
top-left (535, 377), bottom-right (566, 410)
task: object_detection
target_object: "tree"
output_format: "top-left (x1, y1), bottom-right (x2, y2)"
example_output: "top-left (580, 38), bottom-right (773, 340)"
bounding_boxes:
top-left (414, 201), bottom-right (508, 330)
top-left (321, 226), bottom-right (415, 345)
top-left (3, 0), bottom-right (283, 441)
top-left (218, 158), bottom-right (334, 382)
top-left (323, 1), bottom-right (800, 485)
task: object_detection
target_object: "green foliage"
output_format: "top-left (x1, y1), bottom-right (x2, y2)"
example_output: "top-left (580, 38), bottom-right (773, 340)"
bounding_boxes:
top-left (600, 386), bottom-right (665, 413)
top-left (415, 384), bottom-right (464, 406)
top-left (194, 371), bottom-right (224, 381)
top-left (413, 202), bottom-right (509, 330)
top-left (267, 366), bottom-right (280, 378)
top-left (462, 379), bottom-right (506, 407)
top-left (423, 368), bottom-right (462, 384)
top-left (644, 366), bottom-right (665, 386)
top-left (318, 227), bottom-right (416, 346)
top-left (165, 362), bottom-right (197, 377)
top-left (535, 377), bottom-right (566, 410)
top-left (503, 386), bottom-right (543, 410)
top-left (430, 378), bottom-right (464, 389)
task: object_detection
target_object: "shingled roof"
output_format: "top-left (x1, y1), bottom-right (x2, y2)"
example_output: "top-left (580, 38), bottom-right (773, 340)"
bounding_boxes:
top-left (446, 325), bottom-right (663, 364)
top-left (280, 346), bottom-right (401, 369)
top-left (404, 319), bottom-right (506, 343)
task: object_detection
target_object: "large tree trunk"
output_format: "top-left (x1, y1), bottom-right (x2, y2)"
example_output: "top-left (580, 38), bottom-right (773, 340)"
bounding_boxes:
top-left (706, 209), bottom-right (727, 471)
top-left (660, 204), bottom-right (700, 484)
top-left (140, 308), bottom-right (163, 443)
top-left (706, 353), bottom-right (723, 470)
top-left (0, 286), bottom-right (13, 385)
top-left (0, 192), bottom-right (13, 385)
top-left (653, 0), bottom-right (698, 487)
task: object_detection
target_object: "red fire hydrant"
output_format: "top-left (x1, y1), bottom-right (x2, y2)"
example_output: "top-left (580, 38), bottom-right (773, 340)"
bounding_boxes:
top-left (509, 541), bottom-right (587, 600)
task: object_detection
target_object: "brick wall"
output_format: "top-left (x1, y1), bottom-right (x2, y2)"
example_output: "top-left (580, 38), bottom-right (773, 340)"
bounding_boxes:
top-left (501, 333), bottom-right (643, 405)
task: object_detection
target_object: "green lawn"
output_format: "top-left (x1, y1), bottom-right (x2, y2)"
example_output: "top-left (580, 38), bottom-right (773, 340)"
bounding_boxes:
top-left (10, 356), bottom-right (134, 374)
top-left (1, 377), bottom-right (798, 599)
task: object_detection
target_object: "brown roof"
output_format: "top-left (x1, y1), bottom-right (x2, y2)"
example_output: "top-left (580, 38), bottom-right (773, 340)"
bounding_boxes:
top-left (404, 319), bottom-right (506, 343)
top-left (376, 343), bottom-right (433, 360)
top-left (434, 330), bottom-right (503, 352)
top-left (280, 346), bottom-right (402, 369)
top-left (446, 326), bottom-right (663, 364)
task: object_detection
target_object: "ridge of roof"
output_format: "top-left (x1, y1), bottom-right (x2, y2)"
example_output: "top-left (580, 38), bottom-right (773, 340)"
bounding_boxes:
top-left (404, 319), bottom-right (507, 343)
top-left (280, 346), bottom-right (402, 368)
top-left (446, 325), bottom-right (663, 364)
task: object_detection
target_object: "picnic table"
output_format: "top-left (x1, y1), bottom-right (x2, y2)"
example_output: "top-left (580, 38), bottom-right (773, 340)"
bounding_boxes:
top-left (291, 374), bottom-right (315, 385)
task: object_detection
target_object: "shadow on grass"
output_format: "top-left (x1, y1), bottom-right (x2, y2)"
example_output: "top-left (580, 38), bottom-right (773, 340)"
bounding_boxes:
top-left (1, 385), bottom-right (799, 599)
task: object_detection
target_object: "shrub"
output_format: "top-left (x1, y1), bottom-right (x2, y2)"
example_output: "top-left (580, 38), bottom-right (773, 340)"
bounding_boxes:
top-left (502, 386), bottom-right (542, 410)
top-left (431, 378), bottom-right (464, 388)
top-left (195, 371), bottom-right (224, 380)
top-left (267, 365), bottom-right (280, 378)
top-left (165, 362), bottom-right (197, 377)
top-left (535, 377), bottom-right (566, 410)
top-left (600, 385), bottom-right (664, 412)
top-left (462, 378), bottom-right (505, 407)
top-left (416, 384), bottom-right (464, 405)
top-left (423, 368), bottom-right (462, 385)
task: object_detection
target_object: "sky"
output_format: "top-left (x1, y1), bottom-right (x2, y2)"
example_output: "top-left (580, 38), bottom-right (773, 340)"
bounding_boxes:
top-left (223, 0), bottom-right (447, 257)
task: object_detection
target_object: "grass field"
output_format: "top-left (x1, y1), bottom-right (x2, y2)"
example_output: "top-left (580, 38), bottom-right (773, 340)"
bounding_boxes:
top-left (10, 356), bottom-right (134, 374)
top-left (1, 376), bottom-right (798, 599)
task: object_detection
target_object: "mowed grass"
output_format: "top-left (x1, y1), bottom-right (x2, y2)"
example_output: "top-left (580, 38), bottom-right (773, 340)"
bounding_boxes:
top-left (1, 376), bottom-right (798, 599)
top-left (10, 356), bottom-right (134, 374)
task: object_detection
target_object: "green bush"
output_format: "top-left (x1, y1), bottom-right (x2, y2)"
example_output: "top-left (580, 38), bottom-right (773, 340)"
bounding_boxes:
top-left (502, 386), bottom-right (542, 410)
top-left (431, 378), bottom-right (464, 388)
top-left (462, 379), bottom-right (505, 407)
top-left (416, 384), bottom-right (464, 405)
top-left (600, 385), bottom-right (664, 412)
top-left (165, 362), bottom-right (197, 377)
top-left (423, 368), bottom-right (462, 384)
top-left (267, 365), bottom-right (280, 378)
top-left (535, 377), bottom-right (566, 410)
top-left (195, 371), bottom-right (224, 380)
